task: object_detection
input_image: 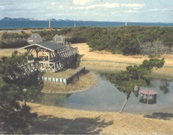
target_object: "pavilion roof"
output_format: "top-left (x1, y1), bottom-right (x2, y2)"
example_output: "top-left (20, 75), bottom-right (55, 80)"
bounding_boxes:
top-left (21, 41), bottom-right (67, 52)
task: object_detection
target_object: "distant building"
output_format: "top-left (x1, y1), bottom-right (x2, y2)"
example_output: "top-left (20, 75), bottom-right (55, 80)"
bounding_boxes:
top-left (27, 33), bottom-right (43, 44)
top-left (53, 34), bottom-right (68, 45)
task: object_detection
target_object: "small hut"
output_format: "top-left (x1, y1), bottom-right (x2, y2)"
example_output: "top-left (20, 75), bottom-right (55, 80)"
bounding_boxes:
top-left (139, 90), bottom-right (157, 104)
top-left (27, 33), bottom-right (43, 44)
top-left (53, 34), bottom-right (67, 45)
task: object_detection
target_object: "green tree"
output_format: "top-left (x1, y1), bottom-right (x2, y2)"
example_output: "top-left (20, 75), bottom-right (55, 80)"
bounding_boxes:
top-left (103, 58), bottom-right (164, 113)
top-left (0, 51), bottom-right (43, 133)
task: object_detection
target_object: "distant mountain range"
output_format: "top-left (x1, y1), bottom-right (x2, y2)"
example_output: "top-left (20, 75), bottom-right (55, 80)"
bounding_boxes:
top-left (0, 17), bottom-right (73, 21)
top-left (1, 17), bottom-right (36, 21)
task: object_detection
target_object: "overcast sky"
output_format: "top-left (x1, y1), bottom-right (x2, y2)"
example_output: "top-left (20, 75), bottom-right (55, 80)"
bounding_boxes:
top-left (0, 0), bottom-right (173, 22)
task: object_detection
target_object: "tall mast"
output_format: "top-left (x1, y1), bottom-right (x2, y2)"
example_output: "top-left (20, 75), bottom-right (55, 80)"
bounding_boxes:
top-left (49, 19), bottom-right (51, 28)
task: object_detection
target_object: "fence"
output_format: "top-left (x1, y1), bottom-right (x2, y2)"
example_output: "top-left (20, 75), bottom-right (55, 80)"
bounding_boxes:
top-left (38, 67), bottom-right (85, 85)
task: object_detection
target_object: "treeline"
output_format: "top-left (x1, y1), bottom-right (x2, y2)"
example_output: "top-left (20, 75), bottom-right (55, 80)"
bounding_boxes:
top-left (0, 27), bottom-right (95, 48)
top-left (1, 31), bottom-right (30, 39)
top-left (87, 26), bottom-right (173, 56)
top-left (34, 26), bottom-right (173, 56)
top-left (1, 26), bottom-right (173, 56)
top-left (0, 31), bottom-right (30, 48)
top-left (33, 27), bottom-right (96, 43)
top-left (0, 40), bottom-right (28, 48)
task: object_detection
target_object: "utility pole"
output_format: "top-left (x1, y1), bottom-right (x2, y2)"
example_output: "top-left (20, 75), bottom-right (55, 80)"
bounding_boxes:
top-left (49, 19), bottom-right (51, 28)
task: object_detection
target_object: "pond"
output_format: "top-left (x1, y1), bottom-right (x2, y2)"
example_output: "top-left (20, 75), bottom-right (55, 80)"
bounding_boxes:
top-left (35, 72), bottom-right (173, 113)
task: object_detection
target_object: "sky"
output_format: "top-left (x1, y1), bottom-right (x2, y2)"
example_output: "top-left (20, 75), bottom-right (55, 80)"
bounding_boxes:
top-left (0, 0), bottom-right (173, 22)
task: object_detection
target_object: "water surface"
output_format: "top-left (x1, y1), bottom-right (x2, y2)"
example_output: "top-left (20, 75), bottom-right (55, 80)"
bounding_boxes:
top-left (36, 73), bottom-right (173, 113)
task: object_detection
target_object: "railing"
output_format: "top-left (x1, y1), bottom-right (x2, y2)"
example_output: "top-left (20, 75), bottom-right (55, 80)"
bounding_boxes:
top-left (39, 61), bottom-right (64, 72)
top-left (18, 61), bottom-right (40, 75)
top-left (57, 47), bottom-right (78, 58)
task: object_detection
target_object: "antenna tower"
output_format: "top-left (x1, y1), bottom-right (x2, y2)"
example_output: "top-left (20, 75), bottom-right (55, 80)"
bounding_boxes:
top-left (49, 19), bottom-right (51, 28)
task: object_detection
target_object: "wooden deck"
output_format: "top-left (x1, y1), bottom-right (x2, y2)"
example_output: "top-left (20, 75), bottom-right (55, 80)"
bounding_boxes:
top-left (43, 67), bottom-right (85, 78)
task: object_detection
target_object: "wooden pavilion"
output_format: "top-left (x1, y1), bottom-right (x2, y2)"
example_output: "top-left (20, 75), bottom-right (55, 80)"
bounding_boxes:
top-left (20, 41), bottom-right (79, 72)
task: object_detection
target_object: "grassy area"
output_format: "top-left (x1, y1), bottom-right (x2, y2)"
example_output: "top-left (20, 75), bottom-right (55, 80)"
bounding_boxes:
top-left (42, 71), bottom-right (97, 93)
top-left (72, 43), bottom-right (173, 77)
top-left (0, 48), bottom-right (25, 57)
top-left (28, 102), bottom-right (173, 134)
top-left (43, 67), bottom-right (84, 78)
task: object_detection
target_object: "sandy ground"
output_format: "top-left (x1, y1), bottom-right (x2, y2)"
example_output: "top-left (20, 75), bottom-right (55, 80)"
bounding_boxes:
top-left (1, 43), bottom-right (173, 134)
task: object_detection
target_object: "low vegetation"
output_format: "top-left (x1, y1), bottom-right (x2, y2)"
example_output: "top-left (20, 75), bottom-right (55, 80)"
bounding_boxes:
top-left (1, 26), bottom-right (173, 57)
top-left (0, 31), bottom-right (30, 48)
top-left (87, 27), bottom-right (173, 56)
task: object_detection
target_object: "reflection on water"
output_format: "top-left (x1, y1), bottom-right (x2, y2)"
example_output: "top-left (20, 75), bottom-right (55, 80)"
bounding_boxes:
top-left (35, 93), bottom-right (72, 106)
top-left (153, 79), bottom-right (171, 94)
top-left (35, 73), bottom-right (173, 113)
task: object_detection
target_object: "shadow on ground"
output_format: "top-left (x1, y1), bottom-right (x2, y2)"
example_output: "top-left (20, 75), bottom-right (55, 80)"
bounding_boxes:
top-left (30, 115), bottom-right (113, 134)
top-left (144, 112), bottom-right (173, 120)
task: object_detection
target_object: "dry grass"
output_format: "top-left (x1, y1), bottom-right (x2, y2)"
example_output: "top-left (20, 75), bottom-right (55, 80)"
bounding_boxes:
top-left (72, 43), bottom-right (148, 63)
top-left (0, 48), bottom-right (18, 57)
top-left (0, 48), bottom-right (25, 57)
top-left (43, 67), bottom-right (84, 78)
top-left (72, 43), bottom-right (173, 77)
top-left (29, 102), bottom-right (173, 134)
top-left (42, 71), bottom-right (97, 93)
top-left (72, 43), bottom-right (173, 63)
